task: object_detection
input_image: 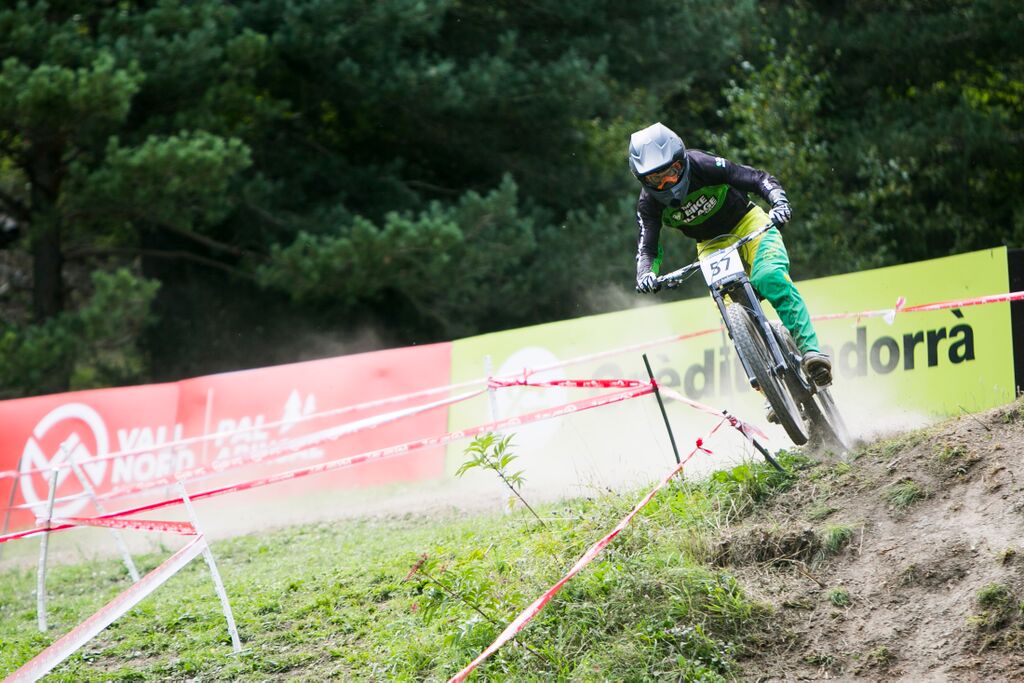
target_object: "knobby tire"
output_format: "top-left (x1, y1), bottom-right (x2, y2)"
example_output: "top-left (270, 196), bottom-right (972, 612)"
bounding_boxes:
top-left (726, 303), bottom-right (808, 445)
top-left (770, 321), bottom-right (852, 453)
top-left (804, 387), bottom-right (853, 453)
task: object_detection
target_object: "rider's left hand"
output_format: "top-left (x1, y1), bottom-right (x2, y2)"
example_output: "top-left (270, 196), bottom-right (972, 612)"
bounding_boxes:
top-left (768, 189), bottom-right (791, 227)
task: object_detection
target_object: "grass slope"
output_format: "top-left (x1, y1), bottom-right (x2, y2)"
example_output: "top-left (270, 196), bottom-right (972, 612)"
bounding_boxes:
top-left (2, 398), bottom-right (1022, 681)
top-left (1, 455), bottom-right (805, 681)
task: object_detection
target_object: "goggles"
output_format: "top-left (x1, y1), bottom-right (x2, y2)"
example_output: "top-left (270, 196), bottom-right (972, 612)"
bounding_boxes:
top-left (641, 160), bottom-right (685, 190)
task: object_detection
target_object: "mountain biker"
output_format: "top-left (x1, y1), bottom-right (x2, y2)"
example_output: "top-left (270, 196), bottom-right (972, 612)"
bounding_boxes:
top-left (628, 121), bottom-right (833, 394)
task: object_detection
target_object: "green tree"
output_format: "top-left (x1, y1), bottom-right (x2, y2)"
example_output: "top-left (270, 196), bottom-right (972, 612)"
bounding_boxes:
top-left (0, 268), bottom-right (160, 398)
top-left (0, 1), bottom-right (272, 393)
top-left (772, 0), bottom-right (1023, 268)
top-left (8, 1), bottom-right (1015, 399)
top-left (248, 0), bottom-right (761, 340)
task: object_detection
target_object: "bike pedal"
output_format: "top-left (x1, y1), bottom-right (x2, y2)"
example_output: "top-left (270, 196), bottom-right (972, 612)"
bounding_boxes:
top-left (811, 368), bottom-right (833, 387)
top-left (802, 361), bottom-right (833, 387)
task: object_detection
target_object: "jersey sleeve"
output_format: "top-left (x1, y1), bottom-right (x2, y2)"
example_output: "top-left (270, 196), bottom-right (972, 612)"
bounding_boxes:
top-left (635, 190), bottom-right (663, 276)
top-left (690, 150), bottom-right (784, 204)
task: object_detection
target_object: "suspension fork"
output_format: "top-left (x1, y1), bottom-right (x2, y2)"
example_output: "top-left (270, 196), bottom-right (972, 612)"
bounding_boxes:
top-left (740, 280), bottom-right (789, 373)
top-left (713, 285), bottom-right (760, 390)
top-left (714, 281), bottom-right (788, 390)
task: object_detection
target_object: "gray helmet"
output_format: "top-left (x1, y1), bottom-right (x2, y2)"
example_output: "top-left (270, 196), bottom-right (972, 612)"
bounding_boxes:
top-left (628, 122), bottom-right (691, 205)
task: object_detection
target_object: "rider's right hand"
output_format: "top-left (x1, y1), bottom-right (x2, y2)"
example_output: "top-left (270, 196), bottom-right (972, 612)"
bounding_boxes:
top-left (636, 271), bottom-right (661, 293)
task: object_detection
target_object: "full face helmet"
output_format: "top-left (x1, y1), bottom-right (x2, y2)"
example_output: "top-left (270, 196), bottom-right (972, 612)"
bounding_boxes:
top-left (628, 122), bottom-right (691, 205)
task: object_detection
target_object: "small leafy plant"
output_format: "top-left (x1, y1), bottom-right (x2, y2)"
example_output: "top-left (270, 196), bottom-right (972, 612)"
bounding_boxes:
top-left (884, 478), bottom-right (928, 511)
top-left (820, 523), bottom-right (855, 556)
top-left (807, 502), bottom-right (838, 521)
top-left (977, 582), bottom-right (1012, 609)
top-left (832, 461), bottom-right (852, 477)
top-left (866, 645), bottom-right (895, 667)
top-left (828, 587), bottom-right (850, 607)
top-left (969, 582), bottom-right (1020, 632)
top-left (458, 432), bottom-right (545, 526)
top-left (402, 553), bottom-right (554, 664)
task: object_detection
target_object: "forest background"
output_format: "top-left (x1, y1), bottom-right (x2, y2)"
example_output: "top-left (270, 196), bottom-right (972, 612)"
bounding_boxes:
top-left (0, 0), bottom-right (1020, 398)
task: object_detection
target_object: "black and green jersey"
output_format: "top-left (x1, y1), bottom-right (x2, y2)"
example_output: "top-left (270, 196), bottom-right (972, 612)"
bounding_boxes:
top-left (635, 149), bottom-right (784, 276)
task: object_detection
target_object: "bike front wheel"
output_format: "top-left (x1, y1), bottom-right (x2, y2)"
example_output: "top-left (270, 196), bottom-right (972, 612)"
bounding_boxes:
top-left (726, 303), bottom-right (808, 445)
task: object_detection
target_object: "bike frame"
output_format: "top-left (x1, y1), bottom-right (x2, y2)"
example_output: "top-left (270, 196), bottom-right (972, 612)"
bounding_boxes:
top-left (658, 223), bottom-right (814, 396)
top-left (657, 221), bottom-right (850, 451)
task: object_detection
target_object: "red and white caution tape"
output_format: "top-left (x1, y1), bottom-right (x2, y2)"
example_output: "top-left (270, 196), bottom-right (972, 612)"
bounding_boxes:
top-left (0, 331), bottom-right (709, 483)
top-left (488, 376), bottom-right (649, 389)
top-left (84, 383), bottom-right (648, 507)
top-left (810, 296), bottom-right (906, 324)
top-left (901, 290), bottom-right (1024, 312)
top-left (0, 387), bottom-right (487, 483)
top-left (447, 419), bottom-right (731, 683)
top-left (0, 384), bottom-right (655, 545)
top-left (811, 290), bottom-right (1024, 325)
top-left (49, 516), bottom-right (196, 536)
top-left (4, 381), bottom-right (638, 510)
top-left (3, 389), bottom-right (488, 525)
top-left (659, 387), bottom-right (768, 443)
top-left (0, 382), bottom-right (634, 517)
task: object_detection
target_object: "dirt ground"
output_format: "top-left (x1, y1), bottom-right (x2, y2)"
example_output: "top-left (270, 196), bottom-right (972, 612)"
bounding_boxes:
top-left (730, 400), bottom-right (1024, 681)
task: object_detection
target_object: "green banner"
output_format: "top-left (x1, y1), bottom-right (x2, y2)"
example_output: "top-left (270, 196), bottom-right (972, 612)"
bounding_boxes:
top-left (447, 248), bottom-right (1015, 477)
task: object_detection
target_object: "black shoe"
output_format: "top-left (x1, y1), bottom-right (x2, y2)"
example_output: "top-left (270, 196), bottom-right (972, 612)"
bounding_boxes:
top-left (803, 351), bottom-right (833, 386)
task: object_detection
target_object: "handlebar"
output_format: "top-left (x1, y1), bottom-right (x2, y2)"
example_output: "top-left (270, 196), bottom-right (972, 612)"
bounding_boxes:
top-left (656, 221), bottom-right (778, 288)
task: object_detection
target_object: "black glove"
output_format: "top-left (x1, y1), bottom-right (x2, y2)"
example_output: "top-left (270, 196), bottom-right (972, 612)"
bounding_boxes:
top-left (636, 271), bottom-right (661, 293)
top-left (768, 189), bottom-right (792, 227)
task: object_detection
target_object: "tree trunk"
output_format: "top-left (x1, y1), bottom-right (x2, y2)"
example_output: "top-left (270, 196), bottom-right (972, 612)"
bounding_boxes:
top-left (31, 213), bottom-right (62, 322)
top-left (29, 143), bottom-right (69, 392)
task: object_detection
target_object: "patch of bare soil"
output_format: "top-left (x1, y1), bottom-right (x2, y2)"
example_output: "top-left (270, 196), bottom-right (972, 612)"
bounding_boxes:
top-left (732, 399), bottom-right (1024, 682)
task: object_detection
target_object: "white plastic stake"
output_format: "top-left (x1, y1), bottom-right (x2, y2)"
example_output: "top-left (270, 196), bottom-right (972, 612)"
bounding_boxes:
top-left (483, 355), bottom-right (512, 513)
top-left (0, 450), bottom-right (25, 561)
top-left (36, 465), bottom-right (60, 632)
top-left (68, 452), bottom-right (140, 582)
top-left (484, 355), bottom-right (500, 423)
top-left (177, 482), bottom-right (242, 653)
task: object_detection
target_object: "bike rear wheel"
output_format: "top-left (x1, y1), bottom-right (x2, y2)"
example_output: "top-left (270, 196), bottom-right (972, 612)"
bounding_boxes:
top-left (770, 321), bottom-right (852, 454)
top-left (726, 303), bottom-right (808, 445)
top-left (804, 387), bottom-right (853, 454)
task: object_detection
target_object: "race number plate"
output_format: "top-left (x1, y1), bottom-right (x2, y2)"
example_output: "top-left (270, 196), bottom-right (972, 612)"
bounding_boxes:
top-left (700, 249), bottom-right (744, 285)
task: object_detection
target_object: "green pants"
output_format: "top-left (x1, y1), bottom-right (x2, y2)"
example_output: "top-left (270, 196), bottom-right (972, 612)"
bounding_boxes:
top-left (696, 206), bottom-right (821, 354)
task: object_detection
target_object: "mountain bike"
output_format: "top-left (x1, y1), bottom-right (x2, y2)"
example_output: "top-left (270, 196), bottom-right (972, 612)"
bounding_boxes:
top-left (657, 222), bottom-right (851, 452)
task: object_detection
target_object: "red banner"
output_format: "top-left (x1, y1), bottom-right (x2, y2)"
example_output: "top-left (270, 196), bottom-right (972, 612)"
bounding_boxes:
top-left (0, 343), bottom-right (452, 531)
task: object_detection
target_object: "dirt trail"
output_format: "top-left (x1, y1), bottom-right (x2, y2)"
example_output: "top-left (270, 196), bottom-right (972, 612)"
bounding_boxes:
top-left (730, 400), bottom-right (1024, 681)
